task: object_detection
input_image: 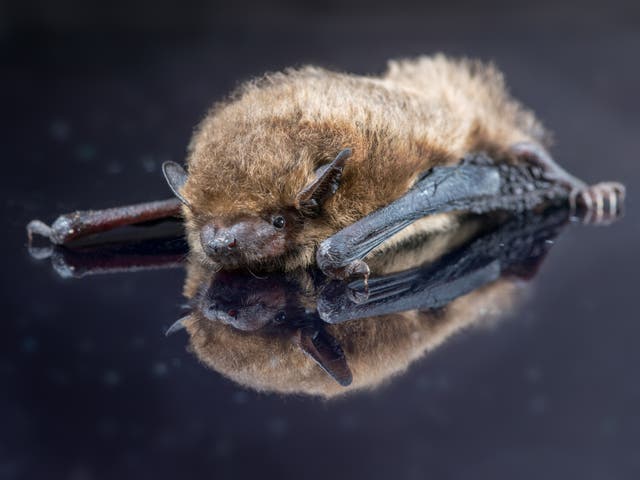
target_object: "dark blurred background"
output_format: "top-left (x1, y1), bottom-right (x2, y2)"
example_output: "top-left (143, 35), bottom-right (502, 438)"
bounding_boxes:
top-left (2, 1), bottom-right (640, 479)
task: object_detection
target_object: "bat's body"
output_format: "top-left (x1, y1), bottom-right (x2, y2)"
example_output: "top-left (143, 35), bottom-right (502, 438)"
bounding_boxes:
top-left (180, 55), bottom-right (551, 271)
top-left (27, 55), bottom-right (625, 280)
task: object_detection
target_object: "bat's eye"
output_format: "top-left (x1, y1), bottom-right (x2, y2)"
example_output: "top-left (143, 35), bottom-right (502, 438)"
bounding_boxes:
top-left (272, 216), bottom-right (286, 229)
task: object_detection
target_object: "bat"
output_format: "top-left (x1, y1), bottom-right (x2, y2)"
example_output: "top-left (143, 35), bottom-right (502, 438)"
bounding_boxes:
top-left (27, 55), bottom-right (625, 283)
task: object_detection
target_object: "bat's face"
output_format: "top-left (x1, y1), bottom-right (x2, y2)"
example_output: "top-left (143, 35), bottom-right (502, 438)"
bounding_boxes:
top-left (191, 209), bottom-right (302, 270)
top-left (162, 148), bottom-right (351, 271)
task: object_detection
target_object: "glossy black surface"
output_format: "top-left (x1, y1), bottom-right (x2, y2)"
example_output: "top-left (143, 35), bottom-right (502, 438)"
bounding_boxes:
top-left (3, 1), bottom-right (640, 478)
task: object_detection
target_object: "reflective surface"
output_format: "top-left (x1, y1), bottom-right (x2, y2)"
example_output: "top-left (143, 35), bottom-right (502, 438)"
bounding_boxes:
top-left (4, 2), bottom-right (640, 479)
top-left (176, 210), bottom-right (567, 396)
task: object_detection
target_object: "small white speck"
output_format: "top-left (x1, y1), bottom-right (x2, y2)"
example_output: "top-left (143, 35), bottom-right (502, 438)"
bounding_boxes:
top-left (152, 362), bottom-right (168, 377)
top-left (266, 417), bottom-right (287, 436)
top-left (106, 161), bottom-right (124, 175)
top-left (140, 155), bottom-right (157, 173)
top-left (214, 439), bottom-right (234, 457)
top-left (526, 366), bottom-right (542, 383)
top-left (21, 337), bottom-right (38, 354)
top-left (528, 394), bottom-right (548, 415)
top-left (232, 391), bottom-right (249, 404)
top-left (103, 370), bottom-right (121, 387)
top-left (75, 144), bottom-right (96, 162)
top-left (50, 120), bottom-right (71, 142)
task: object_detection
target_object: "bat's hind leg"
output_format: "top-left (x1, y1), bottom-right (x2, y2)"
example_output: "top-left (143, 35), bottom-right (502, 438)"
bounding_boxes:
top-left (510, 142), bottom-right (625, 224)
top-left (27, 198), bottom-right (183, 245)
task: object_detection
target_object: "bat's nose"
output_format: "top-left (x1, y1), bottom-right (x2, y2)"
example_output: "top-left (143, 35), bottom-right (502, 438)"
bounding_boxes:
top-left (200, 224), bottom-right (237, 256)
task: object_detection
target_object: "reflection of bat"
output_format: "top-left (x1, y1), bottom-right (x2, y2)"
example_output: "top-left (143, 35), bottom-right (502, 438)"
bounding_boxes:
top-left (27, 56), bottom-right (624, 283)
top-left (174, 209), bottom-right (571, 397)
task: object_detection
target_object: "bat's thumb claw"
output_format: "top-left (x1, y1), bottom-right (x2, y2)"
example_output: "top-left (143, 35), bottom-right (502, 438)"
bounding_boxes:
top-left (26, 219), bottom-right (53, 244)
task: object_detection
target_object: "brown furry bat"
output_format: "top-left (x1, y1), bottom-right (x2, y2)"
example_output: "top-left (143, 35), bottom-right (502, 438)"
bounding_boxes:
top-left (28, 55), bottom-right (625, 281)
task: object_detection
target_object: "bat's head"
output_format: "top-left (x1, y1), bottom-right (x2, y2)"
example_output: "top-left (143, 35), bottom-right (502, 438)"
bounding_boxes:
top-left (162, 148), bottom-right (352, 271)
top-left (161, 66), bottom-right (429, 271)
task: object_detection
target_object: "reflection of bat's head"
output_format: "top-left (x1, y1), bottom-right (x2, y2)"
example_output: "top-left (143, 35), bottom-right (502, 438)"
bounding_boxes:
top-left (195, 271), bottom-right (293, 332)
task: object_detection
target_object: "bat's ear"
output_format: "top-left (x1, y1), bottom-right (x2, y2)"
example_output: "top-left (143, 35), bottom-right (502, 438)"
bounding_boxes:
top-left (295, 148), bottom-right (352, 218)
top-left (162, 161), bottom-right (191, 207)
top-left (293, 326), bottom-right (353, 386)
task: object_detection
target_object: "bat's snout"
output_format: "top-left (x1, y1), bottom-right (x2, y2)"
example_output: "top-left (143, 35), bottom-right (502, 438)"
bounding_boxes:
top-left (200, 223), bottom-right (237, 257)
top-left (199, 217), bottom-right (288, 266)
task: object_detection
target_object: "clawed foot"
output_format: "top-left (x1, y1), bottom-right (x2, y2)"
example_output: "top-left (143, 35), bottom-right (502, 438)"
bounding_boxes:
top-left (569, 182), bottom-right (626, 225)
top-left (508, 143), bottom-right (626, 225)
top-left (27, 214), bottom-right (80, 245)
top-left (26, 219), bottom-right (54, 244)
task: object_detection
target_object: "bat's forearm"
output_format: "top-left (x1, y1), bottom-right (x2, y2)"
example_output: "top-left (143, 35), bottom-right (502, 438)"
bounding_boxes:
top-left (317, 165), bottom-right (503, 275)
top-left (316, 161), bottom-right (565, 279)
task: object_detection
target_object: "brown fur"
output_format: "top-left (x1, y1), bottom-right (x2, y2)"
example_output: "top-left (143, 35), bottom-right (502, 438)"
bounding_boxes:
top-left (184, 283), bottom-right (519, 398)
top-left (181, 217), bottom-right (525, 398)
top-left (181, 54), bottom-right (547, 270)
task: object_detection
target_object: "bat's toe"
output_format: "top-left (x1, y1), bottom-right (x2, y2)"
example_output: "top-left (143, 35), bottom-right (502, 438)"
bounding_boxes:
top-left (570, 181), bottom-right (626, 225)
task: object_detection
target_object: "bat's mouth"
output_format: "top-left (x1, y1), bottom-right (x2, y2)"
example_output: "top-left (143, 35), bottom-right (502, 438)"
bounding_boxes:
top-left (203, 247), bottom-right (284, 271)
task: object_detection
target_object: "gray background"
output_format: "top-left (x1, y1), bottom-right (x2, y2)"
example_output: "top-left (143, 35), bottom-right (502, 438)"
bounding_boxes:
top-left (2, 1), bottom-right (639, 478)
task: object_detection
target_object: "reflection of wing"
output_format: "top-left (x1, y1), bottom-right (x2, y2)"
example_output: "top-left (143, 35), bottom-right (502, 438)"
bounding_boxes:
top-left (319, 261), bottom-right (501, 324)
top-left (318, 208), bottom-right (570, 324)
top-left (294, 327), bottom-right (353, 386)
